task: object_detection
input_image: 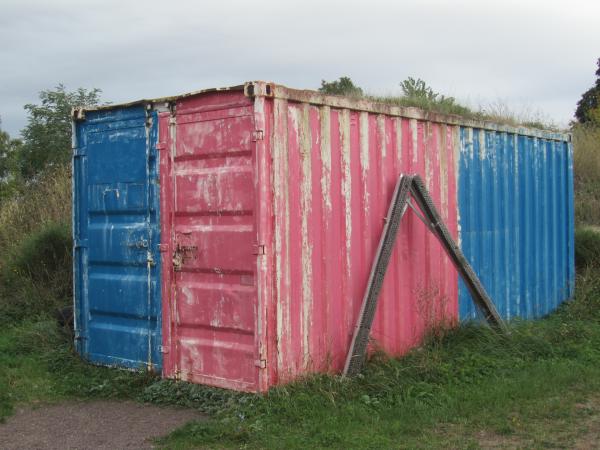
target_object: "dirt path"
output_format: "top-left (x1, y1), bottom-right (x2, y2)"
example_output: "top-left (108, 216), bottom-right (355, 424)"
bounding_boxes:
top-left (0, 400), bottom-right (203, 450)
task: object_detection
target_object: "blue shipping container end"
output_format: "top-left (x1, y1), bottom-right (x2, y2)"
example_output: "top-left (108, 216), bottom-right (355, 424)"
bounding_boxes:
top-left (458, 127), bottom-right (575, 321)
top-left (72, 105), bottom-right (162, 370)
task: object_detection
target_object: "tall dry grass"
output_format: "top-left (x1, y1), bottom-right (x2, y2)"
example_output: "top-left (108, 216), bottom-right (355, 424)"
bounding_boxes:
top-left (573, 125), bottom-right (600, 226)
top-left (0, 164), bottom-right (72, 323)
top-left (0, 164), bottom-right (71, 252)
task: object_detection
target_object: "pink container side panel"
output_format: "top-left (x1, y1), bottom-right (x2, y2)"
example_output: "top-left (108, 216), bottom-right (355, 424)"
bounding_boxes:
top-left (266, 98), bottom-right (460, 383)
top-left (161, 90), bottom-right (260, 391)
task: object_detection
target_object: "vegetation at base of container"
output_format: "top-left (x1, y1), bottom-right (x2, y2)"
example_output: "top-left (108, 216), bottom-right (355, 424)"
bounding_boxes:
top-left (5, 265), bottom-right (600, 449)
top-left (156, 269), bottom-right (600, 449)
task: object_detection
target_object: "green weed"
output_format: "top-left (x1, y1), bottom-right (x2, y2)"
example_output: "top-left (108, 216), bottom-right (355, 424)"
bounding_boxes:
top-left (155, 270), bottom-right (600, 449)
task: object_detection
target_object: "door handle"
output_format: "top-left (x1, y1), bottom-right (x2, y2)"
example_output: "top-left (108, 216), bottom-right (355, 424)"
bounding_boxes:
top-left (172, 244), bottom-right (198, 271)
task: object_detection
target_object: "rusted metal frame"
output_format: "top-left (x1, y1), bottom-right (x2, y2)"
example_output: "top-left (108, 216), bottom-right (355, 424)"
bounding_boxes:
top-left (406, 198), bottom-right (430, 230)
top-left (80, 85), bottom-right (247, 114)
top-left (408, 175), bottom-right (506, 330)
top-left (144, 106), bottom-right (153, 369)
top-left (77, 81), bottom-right (570, 142)
top-left (343, 174), bottom-right (506, 377)
top-left (253, 94), bottom-right (272, 391)
top-left (167, 105), bottom-right (180, 378)
top-left (343, 175), bottom-right (414, 377)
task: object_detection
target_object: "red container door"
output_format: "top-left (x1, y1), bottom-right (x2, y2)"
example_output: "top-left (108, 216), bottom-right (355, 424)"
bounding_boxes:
top-left (160, 91), bottom-right (259, 391)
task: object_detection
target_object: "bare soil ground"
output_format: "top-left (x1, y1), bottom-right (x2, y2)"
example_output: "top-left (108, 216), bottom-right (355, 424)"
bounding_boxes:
top-left (0, 400), bottom-right (203, 450)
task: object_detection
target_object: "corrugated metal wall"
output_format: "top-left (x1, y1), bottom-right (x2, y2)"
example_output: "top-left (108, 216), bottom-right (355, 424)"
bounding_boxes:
top-left (458, 128), bottom-right (575, 320)
top-left (264, 94), bottom-right (460, 383)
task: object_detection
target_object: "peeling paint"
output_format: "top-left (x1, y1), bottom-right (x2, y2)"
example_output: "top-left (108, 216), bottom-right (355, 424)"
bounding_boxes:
top-left (299, 104), bottom-right (313, 368)
top-left (360, 112), bottom-right (370, 213)
top-left (410, 119), bottom-right (418, 164)
top-left (378, 115), bottom-right (387, 158)
top-left (320, 106), bottom-right (332, 213)
top-left (340, 109), bottom-right (352, 278)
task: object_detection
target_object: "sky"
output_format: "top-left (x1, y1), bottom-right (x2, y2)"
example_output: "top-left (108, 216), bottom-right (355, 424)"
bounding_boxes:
top-left (1, 0), bottom-right (598, 136)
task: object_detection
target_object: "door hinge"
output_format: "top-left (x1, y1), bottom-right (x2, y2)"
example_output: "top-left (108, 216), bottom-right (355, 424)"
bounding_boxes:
top-left (252, 244), bottom-right (266, 255)
top-left (156, 142), bottom-right (167, 151)
top-left (252, 130), bottom-right (264, 141)
top-left (74, 239), bottom-right (88, 249)
top-left (72, 108), bottom-right (86, 122)
top-left (254, 359), bottom-right (267, 369)
top-left (159, 345), bottom-right (169, 354)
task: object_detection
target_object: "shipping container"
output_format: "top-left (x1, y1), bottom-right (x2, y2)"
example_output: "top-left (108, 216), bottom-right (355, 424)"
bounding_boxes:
top-left (73, 81), bottom-right (573, 391)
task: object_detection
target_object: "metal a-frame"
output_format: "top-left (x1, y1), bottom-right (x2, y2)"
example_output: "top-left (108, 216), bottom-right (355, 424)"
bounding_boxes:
top-left (343, 174), bottom-right (506, 377)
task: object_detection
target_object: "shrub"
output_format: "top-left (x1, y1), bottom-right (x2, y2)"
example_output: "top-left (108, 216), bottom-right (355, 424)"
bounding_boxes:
top-left (319, 76), bottom-right (364, 97)
top-left (0, 222), bottom-right (72, 323)
top-left (10, 222), bottom-right (71, 284)
top-left (0, 164), bottom-right (71, 323)
top-left (575, 227), bottom-right (600, 269)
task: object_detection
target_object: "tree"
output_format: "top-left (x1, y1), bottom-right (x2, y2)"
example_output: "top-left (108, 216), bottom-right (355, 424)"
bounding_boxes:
top-left (319, 76), bottom-right (364, 97)
top-left (0, 120), bottom-right (23, 199)
top-left (0, 119), bottom-right (22, 180)
top-left (17, 85), bottom-right (101, 179)
top-left (575, 58), bottom-right (600, 125)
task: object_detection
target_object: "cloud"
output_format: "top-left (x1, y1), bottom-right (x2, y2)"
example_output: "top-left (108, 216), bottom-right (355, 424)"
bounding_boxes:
top-left (1, 0), bottom-right (598, 135)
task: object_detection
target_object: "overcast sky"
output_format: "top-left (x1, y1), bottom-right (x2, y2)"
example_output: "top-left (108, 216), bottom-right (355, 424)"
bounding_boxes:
top-left (1, 0), bottom-right (598, 136)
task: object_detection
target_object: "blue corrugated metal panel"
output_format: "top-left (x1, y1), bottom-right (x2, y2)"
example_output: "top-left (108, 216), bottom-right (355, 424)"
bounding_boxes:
top-left (458, 128), bottom-right (574, 321)
top-left (73, 105), bottom-right (162, 370)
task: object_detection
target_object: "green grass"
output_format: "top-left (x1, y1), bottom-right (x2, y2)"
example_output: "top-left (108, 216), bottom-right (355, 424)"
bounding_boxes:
top-left (0, 318), bottom-right (249, 423)
top-left (3, 269), bottom-right (600, 448)
top-left (155, 265), bottom-right (600, 449)
top-left (0, 319), bottom-right (156, 421)
top-left (159, 323), bottom-right (600, 449)
top-left (1, 245), bottom-right (600, 450)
